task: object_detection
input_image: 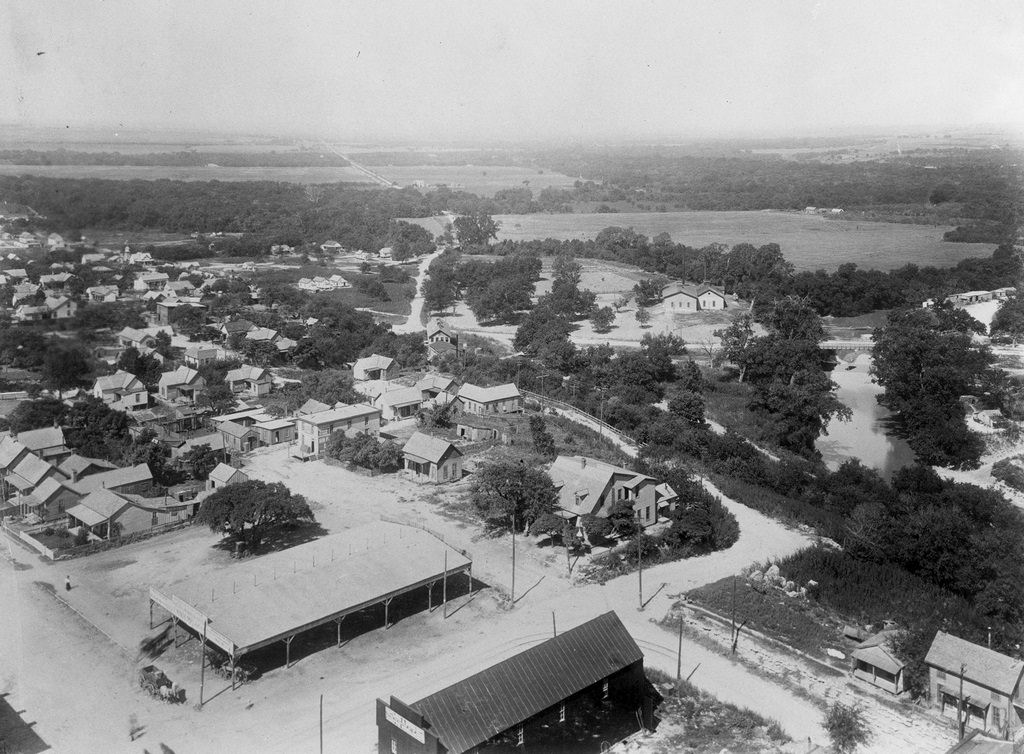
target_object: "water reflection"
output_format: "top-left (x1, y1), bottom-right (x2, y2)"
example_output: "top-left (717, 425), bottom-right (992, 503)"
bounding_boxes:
top-left (818, 354), bottom-right (917, 479)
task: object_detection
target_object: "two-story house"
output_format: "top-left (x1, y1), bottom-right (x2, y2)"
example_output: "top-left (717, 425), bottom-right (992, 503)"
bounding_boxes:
top-left (93, 370), bottom-right (149, 412)
top-left (293, 404), bottom-right (382, 460)
top-left (353, 354), bottom-right (399, 381)
top-left (547, 455), bottom-right (678, 530)
top-left (158, 366), bottom-right (206, 405)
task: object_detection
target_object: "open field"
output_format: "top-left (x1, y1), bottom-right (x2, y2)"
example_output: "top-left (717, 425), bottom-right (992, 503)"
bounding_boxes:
top-left (0, 164), bottom-right (371, 184)
top-left (369, 164), bottom-right (576, 196)
top-left (491, 210), bottom-right (995, 272)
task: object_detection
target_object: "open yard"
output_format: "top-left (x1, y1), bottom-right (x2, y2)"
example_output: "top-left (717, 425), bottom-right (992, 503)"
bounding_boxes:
top-left (1, 442), bottom-right (830, 753)
top-left (489, 210), bottom-right (995, 272)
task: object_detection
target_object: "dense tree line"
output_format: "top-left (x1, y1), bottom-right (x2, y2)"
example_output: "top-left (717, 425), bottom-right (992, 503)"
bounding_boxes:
top-left (485, 231), bottom-right (1020, 317)
top-left (872, 307), bottom-right (995, 468)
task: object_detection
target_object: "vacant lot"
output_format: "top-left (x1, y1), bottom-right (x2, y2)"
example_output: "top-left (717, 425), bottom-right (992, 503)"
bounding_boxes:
top-left (491, 210), bottom-right (995, 272)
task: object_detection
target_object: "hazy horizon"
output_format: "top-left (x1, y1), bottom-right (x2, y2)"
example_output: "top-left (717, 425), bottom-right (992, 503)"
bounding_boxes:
top-left (3, 1), bottom-right (1024, 144)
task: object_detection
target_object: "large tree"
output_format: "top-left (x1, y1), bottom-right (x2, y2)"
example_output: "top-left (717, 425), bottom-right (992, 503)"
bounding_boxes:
top-left (196, 479), bottom-right (314, 550)
top-left (41, 345), bottom-right (91, 398)
top-left (873, 307), bottom-right (994, 468)
top-left (471, 461), bottom-right (557, 534)
top-left (453, 212), bottom-right (499, 248)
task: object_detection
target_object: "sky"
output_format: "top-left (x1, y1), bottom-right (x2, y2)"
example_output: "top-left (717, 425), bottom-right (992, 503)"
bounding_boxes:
top-left (2, 0), bottom-right (1023, 143)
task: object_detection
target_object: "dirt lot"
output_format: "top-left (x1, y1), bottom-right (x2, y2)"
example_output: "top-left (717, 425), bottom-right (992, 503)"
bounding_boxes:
top-left (0, 441), bottom-right (841, 753)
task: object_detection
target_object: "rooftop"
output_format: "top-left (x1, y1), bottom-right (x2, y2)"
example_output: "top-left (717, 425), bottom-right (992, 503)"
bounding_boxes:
top-left (457, 382), bottom-right (521, 404)
top-left (297, 404), bottom-right (381, 426)
top-left (402, 432), bottom-right (461, 465)
top-left (925, 631), bottom-right (1024, 696)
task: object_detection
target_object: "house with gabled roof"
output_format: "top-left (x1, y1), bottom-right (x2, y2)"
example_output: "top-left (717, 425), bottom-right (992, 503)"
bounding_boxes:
top-left (117, 326), bottom-right (158, 351)
top-left (851, 630), bottom-right (905, 695)
top-left (207, 463), bottom-right (249, 491)
top-left (66, 488), bottom-right (194, 540)
top-left (547, 455), bottom-right (676, 530)
top-left (17, 426), bottom-right (70, 462)
top-left (456, 383), bottom-right (523, 415)
top-left (85, 284), bottom-right (119, 303)
top-left (218, 420), bottom-right (258, 459)
top-left (226, 364), bottom-right (273, 398)
top-left (220, 318), bottom-right (256, 340)
top-left (6, 452), bottom-right (67, 500)
top-left (11, 282), bottom-right (41, 305)
top-left (415, 374), bottom-right (457, 400)
top-left (93, 370), bottom-right (149, 412)
top-left (68, 462), bottom-right (153, 497)
top-left (183, 345), bottom-right (220, 369)
top-left (402, 432), bottom-right (462, 484)
top-left (158, 366), bottom-right (205, 405)
top-left (57, 454), bottom-right (117, 483)
top-left (926, 631), bottom-right (1024, 736)
top-left (662, 283), bottom-right (728, 312)
top-left (0, 435), bottom-right (30, 481)
top-left (353, 354), bottom-right (398, 381)
top-left (377, 386), bottom-right (424, 422)
top-left (133, 271), bottom-right (169, 292)
top-left (19, 476), bottom-right (80, 521)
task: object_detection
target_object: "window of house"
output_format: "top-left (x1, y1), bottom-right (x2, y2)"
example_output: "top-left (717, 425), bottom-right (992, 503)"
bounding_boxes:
top-left (559, 702), bottom-right (566, 723)
top-left (390, 739), bottom-right (397, 754)
top-left (443, 465), bottom-right (449, 481)
top-left (516, 727), bottom-right (524, 746)
top-left (151, 512), bottom-right (158, 526)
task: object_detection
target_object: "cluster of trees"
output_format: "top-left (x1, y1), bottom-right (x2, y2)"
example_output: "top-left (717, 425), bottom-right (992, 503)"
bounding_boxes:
top-left (717, 298), bottom-right (850, 455)
top-left (326, 431), bottom-right (403, 473)
top-left (872, 307), bottom-right (995, 468)
top-left (427, 253), bottom-right (543, 324)
top-left (533, 146), bottom-right (1020, 226)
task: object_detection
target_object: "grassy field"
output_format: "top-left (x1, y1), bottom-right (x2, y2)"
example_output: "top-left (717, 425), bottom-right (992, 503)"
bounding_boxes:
top-left (369, 164), bottom-right (576, 196)
top-left (492, 210), bottom-right (995, 272)
top-left (0, 164), bottom-right (370, 184)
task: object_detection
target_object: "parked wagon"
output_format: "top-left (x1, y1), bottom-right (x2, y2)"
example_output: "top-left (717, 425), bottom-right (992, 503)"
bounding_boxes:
top-left (138, 664), bottom-right (184, 703)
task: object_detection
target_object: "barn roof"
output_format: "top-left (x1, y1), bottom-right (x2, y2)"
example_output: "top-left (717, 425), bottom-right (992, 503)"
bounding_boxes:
top-left (926, 631), bottom-right (1024, 696)
top-left (411, 611), bottom-right (642, 753)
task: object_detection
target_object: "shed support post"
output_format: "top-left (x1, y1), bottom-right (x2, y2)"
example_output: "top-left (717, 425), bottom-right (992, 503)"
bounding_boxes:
top-left (284, 635), bottom-right (294, 668)
top-left (428, 581), bottom-right (434, 611)
top-left (230, 654), bottom-right (236, 691)
top-left (336, 616), bottom-right (345, 648)
top-left (467, 564), bottom-right (472, 596)
top-left (149, 599), bottom-right (153, 630)
top-left (383, 597), bottom-right (393, 629)
top-left (171, 616), bottom-right (179, 647)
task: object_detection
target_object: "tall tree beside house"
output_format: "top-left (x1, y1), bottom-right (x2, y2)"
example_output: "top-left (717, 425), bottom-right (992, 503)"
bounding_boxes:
top-left (6, 397), bottom-right (66, 434)
top-left (123, 428), bottom-right (180, 486)
top-left (528, 415), bottom-right (556, 459)
top-left (197, 479), bottom-right (314, 551)
top-left (116, 346), bottom-right (162, 390)
top-left (64, 397), bottom-right (131, 461)
top-left (471, 461), bottom-right (557, 534)
top-left (153, 330), bottom-right (173, 358)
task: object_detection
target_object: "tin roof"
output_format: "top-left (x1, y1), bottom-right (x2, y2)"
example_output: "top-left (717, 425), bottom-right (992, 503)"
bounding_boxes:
top-left (401, 432), bottom-right (460, 465)
top-left (411, 611), bottom-right (642, 753)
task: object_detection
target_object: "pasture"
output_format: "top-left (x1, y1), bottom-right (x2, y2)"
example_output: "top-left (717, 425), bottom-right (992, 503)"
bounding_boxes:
top-left (0, 164), bottom-right (370, 184)
top-left (491, 210), bottom-right (995, 272)
top-left (369, 164), bottom-right (576, 196)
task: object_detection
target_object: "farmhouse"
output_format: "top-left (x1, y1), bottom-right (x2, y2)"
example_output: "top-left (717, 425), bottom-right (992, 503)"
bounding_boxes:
top-left (294, 404), bottom-right (382, 460)
top-left (402, 432), bottom-right (463, 484)
top-left (353, 354), bottom-right (399, 381)
top-left (547, 455), bottom-right (677, 530)
top-left (456, 383), bottom-right (523, 415)
top-left (662, 283), bottom-right (728, 312)
top-left (207, 463), bottom-right (249, 491)
top-left (925, 631), bottom-right (1024, 736)
top-left (376, 611), bottom-right (652, 754)
top-left (92, 370), bottom-right (149, 412)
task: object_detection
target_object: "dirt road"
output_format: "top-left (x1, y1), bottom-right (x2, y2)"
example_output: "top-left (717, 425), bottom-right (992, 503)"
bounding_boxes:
top-left (0, 447), bottom-right (857, 752)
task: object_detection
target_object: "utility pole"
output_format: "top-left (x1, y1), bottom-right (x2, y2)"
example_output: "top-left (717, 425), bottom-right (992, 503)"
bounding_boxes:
top-left (552, 611), bottom-right (557, 638)
top-left (197, 616), bottom-right (209, 709)
top-left (958, 663), bottom-right (966, 741)
top-left (676, 615), bottom-right (683, 682)
top-left (511, 510), bottom-right (517, 605)
top-left (636, 509), bottom-right (643, 610)
top-left (319, 694), bottom-right (323, 754)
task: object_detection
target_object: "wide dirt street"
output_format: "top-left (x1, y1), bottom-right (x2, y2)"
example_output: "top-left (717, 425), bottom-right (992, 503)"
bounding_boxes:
top-left (0, 445), bottom-right (936, 752)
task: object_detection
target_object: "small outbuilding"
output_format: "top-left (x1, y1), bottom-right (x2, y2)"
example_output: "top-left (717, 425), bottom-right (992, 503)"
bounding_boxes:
top-left (207, 463), bottom-right (249, 491)
top-left (851, 630), bottom-right (905, 694)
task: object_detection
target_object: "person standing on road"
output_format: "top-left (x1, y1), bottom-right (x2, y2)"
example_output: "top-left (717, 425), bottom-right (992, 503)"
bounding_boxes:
top-left (64, 575), bottom-right (71, 592)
